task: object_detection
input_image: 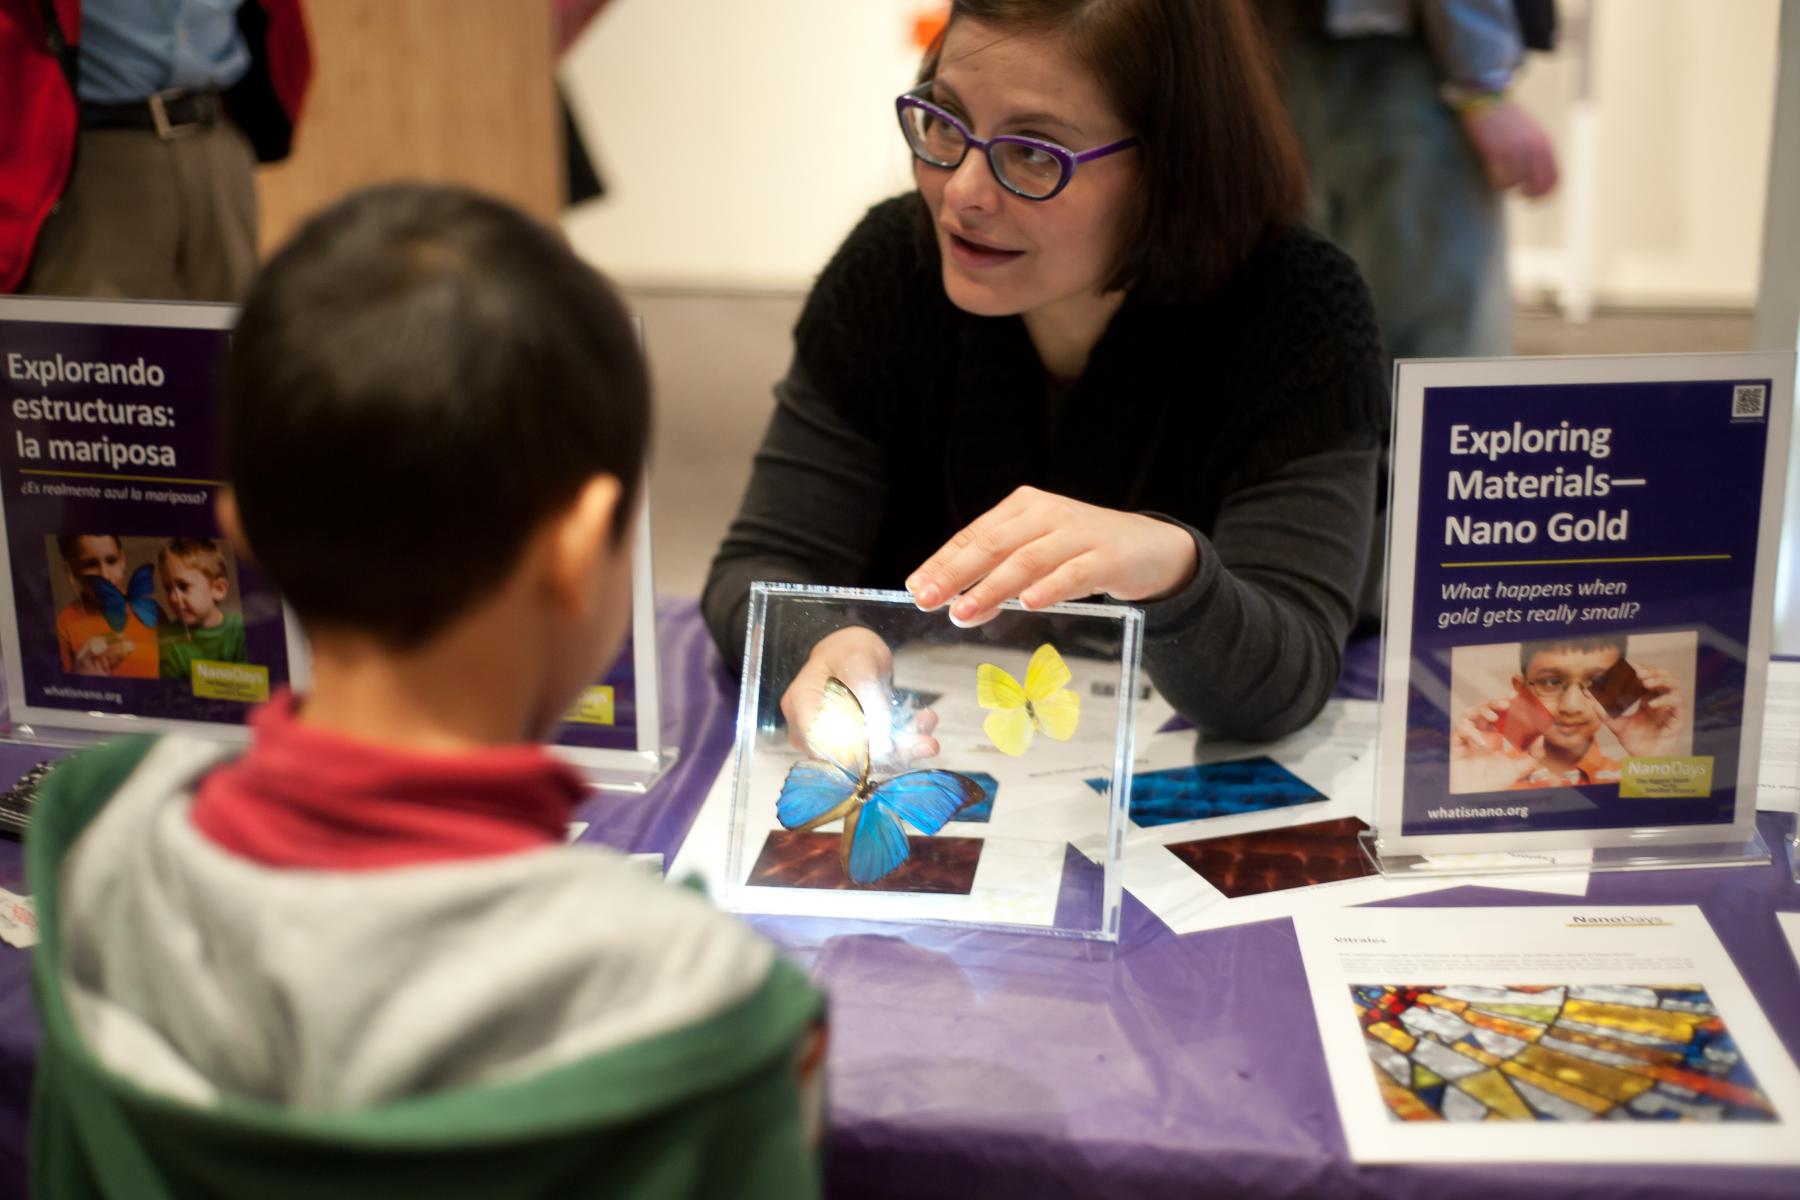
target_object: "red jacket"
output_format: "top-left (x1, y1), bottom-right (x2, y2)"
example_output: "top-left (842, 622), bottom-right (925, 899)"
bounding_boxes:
top-left (0, 0), bottom-right (312, 293)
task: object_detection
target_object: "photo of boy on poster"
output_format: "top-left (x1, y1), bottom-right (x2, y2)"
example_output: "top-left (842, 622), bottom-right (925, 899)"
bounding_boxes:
top-left (154, 537), bottom-right (248, 680)
top-left (52, 533), bottom-right (159, 678)
top-left (1449, 632), bottom-right (1693, 796)
top-left (47, 534), bottom-right (248, 683)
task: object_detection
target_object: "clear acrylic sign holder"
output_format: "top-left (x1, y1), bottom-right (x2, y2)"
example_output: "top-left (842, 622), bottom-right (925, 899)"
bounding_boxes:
top-left (1367, 352), bottom-right (1796, 878)
top-left (0, 298), bottom-right (672, 793)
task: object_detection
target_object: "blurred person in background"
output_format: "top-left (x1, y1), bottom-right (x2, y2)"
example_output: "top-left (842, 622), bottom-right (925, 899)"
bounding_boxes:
top-left (0, 0), bottom-right (311, 301)
top-left (1267, 0), bottom-right (1559, 367)
top-left (1265, 0), bottom-right (1559, 622)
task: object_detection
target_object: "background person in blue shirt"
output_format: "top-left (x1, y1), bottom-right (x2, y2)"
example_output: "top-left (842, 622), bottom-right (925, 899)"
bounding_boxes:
top-left (12, 0), bottom-right (310, 301)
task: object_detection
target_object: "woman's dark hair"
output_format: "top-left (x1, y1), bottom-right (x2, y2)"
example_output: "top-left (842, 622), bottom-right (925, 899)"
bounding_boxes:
top-left (221, 182), bottom-right (650, 650)
top-left (923, 0), bottom-right (1307, 301)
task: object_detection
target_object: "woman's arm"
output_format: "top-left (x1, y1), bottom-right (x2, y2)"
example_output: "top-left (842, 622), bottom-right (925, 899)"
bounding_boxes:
top-left (1140, 445), bottom-right (1377, 740)
top-left (700, 360), bottom-right (890, 672)
top-left (900, 444), bottom-right (1376, 741)
top-left (1139, 230), bottom-right (1385, 738)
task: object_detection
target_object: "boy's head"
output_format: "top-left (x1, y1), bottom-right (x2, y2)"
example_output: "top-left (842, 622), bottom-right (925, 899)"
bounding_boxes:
top-left (158, 538), bottom-right (230, 629)
top-left (57, 534), bottom-right (127, 598)
top-left (220, 184), bottom-right (650, 715)
top-left (1514, 634), bottom-right (1629, 757)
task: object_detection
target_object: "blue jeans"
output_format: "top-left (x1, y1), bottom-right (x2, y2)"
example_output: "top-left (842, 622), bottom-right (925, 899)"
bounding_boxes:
top-left (1278, 31), bottom-right (1515, 367)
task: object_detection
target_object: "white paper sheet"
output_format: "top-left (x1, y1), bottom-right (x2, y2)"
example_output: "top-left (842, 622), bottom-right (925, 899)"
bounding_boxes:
top-left (1119, 832), bottom-right (1588, 937)
top-left (667, 754), bottom-right (735, 897)
top-left (1294, 905), bottom-right (1800, 1164)
top-left (1100, 697), bottom-right (1587, 935)
top-left (0, 887), bottom-right (36, 949)
top-left (1757, 660), bottom-right (1800, 812)
top-left (1779, 911), bottom-right (1800, 974)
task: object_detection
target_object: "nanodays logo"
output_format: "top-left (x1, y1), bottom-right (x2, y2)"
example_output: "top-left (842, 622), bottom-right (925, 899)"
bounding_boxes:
top-left (1566, 914), bottom-right (1674, 928)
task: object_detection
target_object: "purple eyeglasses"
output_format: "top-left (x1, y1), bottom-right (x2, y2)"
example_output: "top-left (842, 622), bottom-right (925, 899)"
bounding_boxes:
top-left (895, 84), bottom-right (1139, 202)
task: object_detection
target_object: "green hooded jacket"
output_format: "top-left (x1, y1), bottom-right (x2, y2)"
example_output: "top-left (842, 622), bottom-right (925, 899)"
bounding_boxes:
top-left (28, 736), bottom-right (825, 1200)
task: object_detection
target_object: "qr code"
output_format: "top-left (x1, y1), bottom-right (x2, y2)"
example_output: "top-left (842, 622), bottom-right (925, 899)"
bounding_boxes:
top-left (1732, 384), bottom-right (1767, 419)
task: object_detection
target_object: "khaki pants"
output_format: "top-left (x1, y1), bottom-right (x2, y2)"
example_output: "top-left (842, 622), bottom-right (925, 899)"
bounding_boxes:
top-left (21, 120), bottom-right (258, 303)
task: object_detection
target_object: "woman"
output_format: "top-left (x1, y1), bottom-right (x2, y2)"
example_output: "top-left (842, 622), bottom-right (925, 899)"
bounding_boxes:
top-left (703, 0), bottom-right (1386, 743)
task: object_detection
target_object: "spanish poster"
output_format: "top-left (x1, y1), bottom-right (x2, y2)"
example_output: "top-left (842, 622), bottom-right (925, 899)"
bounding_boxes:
top-left (0, 298), bottom-right (296, 736)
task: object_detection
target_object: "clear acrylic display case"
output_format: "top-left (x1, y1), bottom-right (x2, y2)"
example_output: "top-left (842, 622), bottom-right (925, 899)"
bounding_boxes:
top-left (723, 584), bottom-right (1142, 941)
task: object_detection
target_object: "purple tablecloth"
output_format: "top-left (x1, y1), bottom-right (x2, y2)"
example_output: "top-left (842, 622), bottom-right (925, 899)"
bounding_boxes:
top-left (0, 602), bottom-right (1795, 1199)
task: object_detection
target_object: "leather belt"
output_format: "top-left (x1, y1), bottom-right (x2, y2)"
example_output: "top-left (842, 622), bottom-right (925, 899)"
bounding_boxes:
top-left (79, 89), bottom-right (223, 139)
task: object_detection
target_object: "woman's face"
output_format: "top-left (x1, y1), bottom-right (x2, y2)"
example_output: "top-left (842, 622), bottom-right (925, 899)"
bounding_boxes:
top-left (915, 18), bottom-right (1140, 323)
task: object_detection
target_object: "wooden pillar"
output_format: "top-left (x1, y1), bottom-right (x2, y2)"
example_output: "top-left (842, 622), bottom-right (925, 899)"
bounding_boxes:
top-left (255, 0), bottom-right (563, 255)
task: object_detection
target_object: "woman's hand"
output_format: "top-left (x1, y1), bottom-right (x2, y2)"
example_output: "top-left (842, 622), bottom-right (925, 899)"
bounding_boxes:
top-left (904, 487), bottom-right (1198, 627)
top-left (779, 626), bottom-right (940, 763)
top-left (1449, 692), bottom-right (1543, 794)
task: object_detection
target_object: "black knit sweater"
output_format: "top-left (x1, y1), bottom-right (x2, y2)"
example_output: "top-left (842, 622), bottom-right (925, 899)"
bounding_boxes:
top-left (703, 196), bottom-right (1387, 739)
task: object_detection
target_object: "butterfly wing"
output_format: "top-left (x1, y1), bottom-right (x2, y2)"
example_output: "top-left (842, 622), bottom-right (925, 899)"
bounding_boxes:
top-left (1023, 643), bottom-right (1072, 702)
top-left (125, 563), bottom-right (159, 629)
top-left (983, 706), bottom-right (1033, 757)
top-left (83, 575), bottom-right (128, 633)
top-left (844, 795), bottom-right (911, 885)
top-left (870, 769), bottom-right (985, 836)
top-left (775, 759), bottom-right (858, 831)
top-left (977, 663), bottom-right (1025, 711)
top-left (845, 770), bottom-right (984, 884)
top-left (978, 661), bottom-right (1031, 755)
top-left (805, 677), bottom-right (871, 783)
top-left (1033, 688), bottom-right (1080, 742)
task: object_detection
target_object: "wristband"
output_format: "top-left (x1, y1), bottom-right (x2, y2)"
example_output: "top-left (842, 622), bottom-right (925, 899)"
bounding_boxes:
top-left (1440, 82), bottom-right (1507, 116)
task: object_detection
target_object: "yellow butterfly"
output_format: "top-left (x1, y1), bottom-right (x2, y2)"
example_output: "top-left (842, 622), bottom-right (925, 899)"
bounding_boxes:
top-left (977, 643), bottom-right (1081, 757)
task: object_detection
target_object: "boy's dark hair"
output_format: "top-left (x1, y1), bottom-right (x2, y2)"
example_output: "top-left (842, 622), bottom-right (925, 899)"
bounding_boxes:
top-left (159, 537), bottom-right (229, 583)
top-left (1519, 634), bottom-right (1629, 675)
top-left (921, 0), bottom-right (1306, 302)
top-left (222, 183), bottom-right (650, 650)
top-left (56, 534), bottom-right (120, 562)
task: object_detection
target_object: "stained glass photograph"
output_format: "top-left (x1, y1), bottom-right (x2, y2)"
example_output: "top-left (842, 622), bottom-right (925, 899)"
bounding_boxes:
top-left (1351, 984), bottom-right (1778, 1122)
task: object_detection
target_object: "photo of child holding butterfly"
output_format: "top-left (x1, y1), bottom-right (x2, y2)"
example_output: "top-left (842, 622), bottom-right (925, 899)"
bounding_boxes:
top-left (155, 536), bottom-right (249, 682)
top-left (50, 533), bottom-right (160, 678)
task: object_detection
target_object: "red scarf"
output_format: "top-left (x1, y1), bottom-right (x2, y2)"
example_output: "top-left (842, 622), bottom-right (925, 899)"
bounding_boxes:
top-left (191, 692), bottom-right (586, 869)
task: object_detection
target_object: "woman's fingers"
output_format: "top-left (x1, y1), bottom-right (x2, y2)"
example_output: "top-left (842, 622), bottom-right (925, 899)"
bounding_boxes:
top-left (907, 485), bottom-right (1051, 604)
top-left (907, 487), bottom-right (1054, 609)
top-left (948, 531), bottom-right (1085, 625)
top-left (1018, 550), bottom-right (1105, 612)
top-left (910, 489), bottom-right (1198, 622)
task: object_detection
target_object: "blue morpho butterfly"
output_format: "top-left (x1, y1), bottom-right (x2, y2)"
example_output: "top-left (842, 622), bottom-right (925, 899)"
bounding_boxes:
top-left (82, 564), bottom-right (159, 633)
top-left (777, 677), bottom-right (984, 885)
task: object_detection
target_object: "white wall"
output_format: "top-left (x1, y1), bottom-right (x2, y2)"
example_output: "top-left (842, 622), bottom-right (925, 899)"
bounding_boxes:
top-left (1757, 0), bottom-right (1800, 653)
top-left (563, 0), bottom-right (1782, 308)
top-left (560, 0), bottom-right (922, 290)
top-left (1509, 0), bottom-right (1781, 310)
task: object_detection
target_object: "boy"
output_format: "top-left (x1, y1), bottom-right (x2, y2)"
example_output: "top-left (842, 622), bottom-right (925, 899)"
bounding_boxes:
top-left (29, 185), bottom-right (823, 1198)
top-left (155, 537), bottom-right (248, 682)
top-left (53, 534), bottom-right (159, 679)
top-left (1451, 633), bottom-right (1684, 793)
